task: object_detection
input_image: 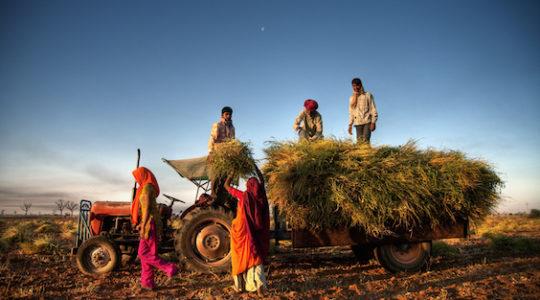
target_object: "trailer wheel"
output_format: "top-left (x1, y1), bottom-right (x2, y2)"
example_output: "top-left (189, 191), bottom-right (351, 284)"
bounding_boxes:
top-left (174, 206), bottom-right (234, 273)
top-left (375, 241), bottom-right (431, 273)
top-left (351, 245), bottom-right (375, 262)
top-left (76, 236), bottom-right (121, 275)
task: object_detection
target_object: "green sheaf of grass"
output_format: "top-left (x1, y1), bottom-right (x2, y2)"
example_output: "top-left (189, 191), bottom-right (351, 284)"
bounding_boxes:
top-left (263, 138), bottom-right (503, 236)
top-left (210, 140), bottom-right (256, 180)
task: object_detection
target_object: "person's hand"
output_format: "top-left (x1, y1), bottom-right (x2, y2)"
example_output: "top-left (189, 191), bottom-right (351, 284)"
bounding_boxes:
top-left (370, 123), bottom-right (376, 132)
top-left (224, 172), bottom-right (234, 191)
top-left (348, 124), bottom-right (353, 135)
top-left (136, 224), bottom-right (144, 239)
top-left (225, 171), bottom-right (234, 184)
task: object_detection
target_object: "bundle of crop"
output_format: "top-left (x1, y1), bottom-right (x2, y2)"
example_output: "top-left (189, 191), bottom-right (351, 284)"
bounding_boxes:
top-left (263, 139), bottom-right (503, 236)
top-left (210, 139), bottom-right (256, 180)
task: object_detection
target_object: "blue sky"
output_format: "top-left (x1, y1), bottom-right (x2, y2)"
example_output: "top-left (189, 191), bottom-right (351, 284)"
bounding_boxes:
top-left (1, 0), bottom-right (539, 215)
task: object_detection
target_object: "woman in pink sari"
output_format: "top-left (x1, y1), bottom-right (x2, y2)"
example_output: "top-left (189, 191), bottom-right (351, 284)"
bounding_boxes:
top-left (132, 167), bottom-right (179, 290)
top-left (224, 167), bottom-right (270, 295)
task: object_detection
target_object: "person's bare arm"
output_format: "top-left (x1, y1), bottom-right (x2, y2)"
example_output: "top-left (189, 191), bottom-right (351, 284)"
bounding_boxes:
top-left (137, 188), bottom-right (151, 239)
top-left (224, 172), bottom-right (233, 192)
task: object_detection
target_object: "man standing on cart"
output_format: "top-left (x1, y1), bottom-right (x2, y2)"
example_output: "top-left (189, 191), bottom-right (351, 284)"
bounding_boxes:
top-left (208, 106), bottom-right (236, 203)
top-left (348, 78), bottom-right (377, 143)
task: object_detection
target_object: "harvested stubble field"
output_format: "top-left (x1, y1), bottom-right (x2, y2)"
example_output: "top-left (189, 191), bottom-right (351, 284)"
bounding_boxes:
top-left (0, 214), bottom-right (539, 299)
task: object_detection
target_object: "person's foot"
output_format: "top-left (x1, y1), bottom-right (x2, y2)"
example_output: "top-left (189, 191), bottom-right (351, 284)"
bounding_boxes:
top-left (257, 288), bottom-right (264, 297)
top-left (165, 270), bottom-right (182, 286)
top-left (230, 285), bottom-right (243, 293)
top-left (135, 284), bottom-right (155, 293)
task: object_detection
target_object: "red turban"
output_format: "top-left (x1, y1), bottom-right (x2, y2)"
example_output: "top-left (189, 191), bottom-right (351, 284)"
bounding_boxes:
top-left (304, 99), bottom-right (318, 112)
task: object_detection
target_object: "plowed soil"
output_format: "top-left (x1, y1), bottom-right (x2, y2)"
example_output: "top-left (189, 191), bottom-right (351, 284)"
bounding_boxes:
top-left (1, 221), bottom-right (539, 299)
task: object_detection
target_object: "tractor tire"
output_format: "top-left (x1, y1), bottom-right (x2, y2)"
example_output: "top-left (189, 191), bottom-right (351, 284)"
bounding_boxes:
top-left (375, 241), bottom-right (431, 273)
top-left (174, 206), bottom-right (234, 273)
top-left (351, 245), bottom-right (375, 262)
top-left (76, 236), bottom-right (121, 275)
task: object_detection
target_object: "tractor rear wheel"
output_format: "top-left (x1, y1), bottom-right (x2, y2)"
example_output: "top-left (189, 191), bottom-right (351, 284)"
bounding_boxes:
top-left (76, 236), bottom-right (121, 275)
top-left (174, 206), bottom-right (234, 273)
top-left (375, 241), bottom-right (431, 273)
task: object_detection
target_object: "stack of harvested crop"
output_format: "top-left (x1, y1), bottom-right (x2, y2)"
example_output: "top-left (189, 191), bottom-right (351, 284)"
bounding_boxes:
top-left (263, 139), bottom-right (503, 236)
top-left (210, 140), bottom-right (256, 180)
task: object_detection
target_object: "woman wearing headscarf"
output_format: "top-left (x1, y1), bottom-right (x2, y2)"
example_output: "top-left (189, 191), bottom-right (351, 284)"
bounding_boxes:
top-left (293, 99), bottom-right (323, 141)
top-left (224, 167), bottom-right (270, 295)
top-left (132, 167), bottom-right (179, 290)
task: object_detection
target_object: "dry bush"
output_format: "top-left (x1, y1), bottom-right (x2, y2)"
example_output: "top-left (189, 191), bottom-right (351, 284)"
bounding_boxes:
top-left (529, 209), bottom-right (540, 219)
top-left (19, 241), bottom-right (38, 254)
top-left (0, 238), bottom-right (8, 251)
top-left (475, 214), bottom-right (540, 235)
top-left (34, 235), bottom-right (63, 254)
top-left (2, 222), bottom-right (35, 244)
top-left (482, 231), bottom-right (537, 253)
top-left (432, 241), bottom-right (460, 258)
top-left (35, 222), bottom-right (59, 234)
top-left (0, 218), bottom-right (75, 254)
top-left (263, 139), bottom-right (503, 236)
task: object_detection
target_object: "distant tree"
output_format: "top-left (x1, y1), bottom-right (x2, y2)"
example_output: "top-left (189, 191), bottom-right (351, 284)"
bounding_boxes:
top-left (20, 201), bottom-right (32, 216)
top-left (65, 201), bottom-right (78, 216)
top-left (55, 199), bottom-right (67, 216)
top-left (1, 209), bottom-right (4, 216)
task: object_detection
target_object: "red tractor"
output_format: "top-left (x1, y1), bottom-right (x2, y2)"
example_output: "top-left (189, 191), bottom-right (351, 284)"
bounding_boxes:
top-left (74, 155), bottom-right (235, 275)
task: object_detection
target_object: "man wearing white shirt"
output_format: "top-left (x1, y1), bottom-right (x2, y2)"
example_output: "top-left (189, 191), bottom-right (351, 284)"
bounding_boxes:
top-left (347, 78), bottom-right (378, 143)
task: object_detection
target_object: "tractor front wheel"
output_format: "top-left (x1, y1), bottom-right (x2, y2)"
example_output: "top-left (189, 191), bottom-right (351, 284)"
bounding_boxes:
top-left (174, 206), bottom-right (234, 273)
top-left (76, 236), bottom-right (121, 275)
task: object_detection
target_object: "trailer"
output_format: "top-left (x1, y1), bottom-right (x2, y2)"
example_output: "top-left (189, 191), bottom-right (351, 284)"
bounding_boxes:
top-left (291, 219), bottom-right (468, 272)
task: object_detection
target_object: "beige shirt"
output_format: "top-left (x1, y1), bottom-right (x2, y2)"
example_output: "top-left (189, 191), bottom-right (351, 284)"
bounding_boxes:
top-left (208, 118), bottom-right (235, 153)
top-left (294, 109), bottom-right (323, 139)
top-left (349, 92), bottom-right (378, 126)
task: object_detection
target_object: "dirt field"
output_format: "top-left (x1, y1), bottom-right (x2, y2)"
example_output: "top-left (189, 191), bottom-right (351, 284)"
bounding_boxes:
top-left (1, 215), bottom-right (539, 299)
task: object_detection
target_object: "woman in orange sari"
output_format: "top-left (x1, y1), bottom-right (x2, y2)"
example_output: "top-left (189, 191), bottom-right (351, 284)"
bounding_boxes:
top-left (132, 167), bottom-right (179, 290)
top-left (224, 167), bottom-right (270, 294)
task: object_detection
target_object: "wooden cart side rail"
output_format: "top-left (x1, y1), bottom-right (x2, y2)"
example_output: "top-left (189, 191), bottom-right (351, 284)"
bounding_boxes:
top-left (292, 219), bottom-right (468, 248)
